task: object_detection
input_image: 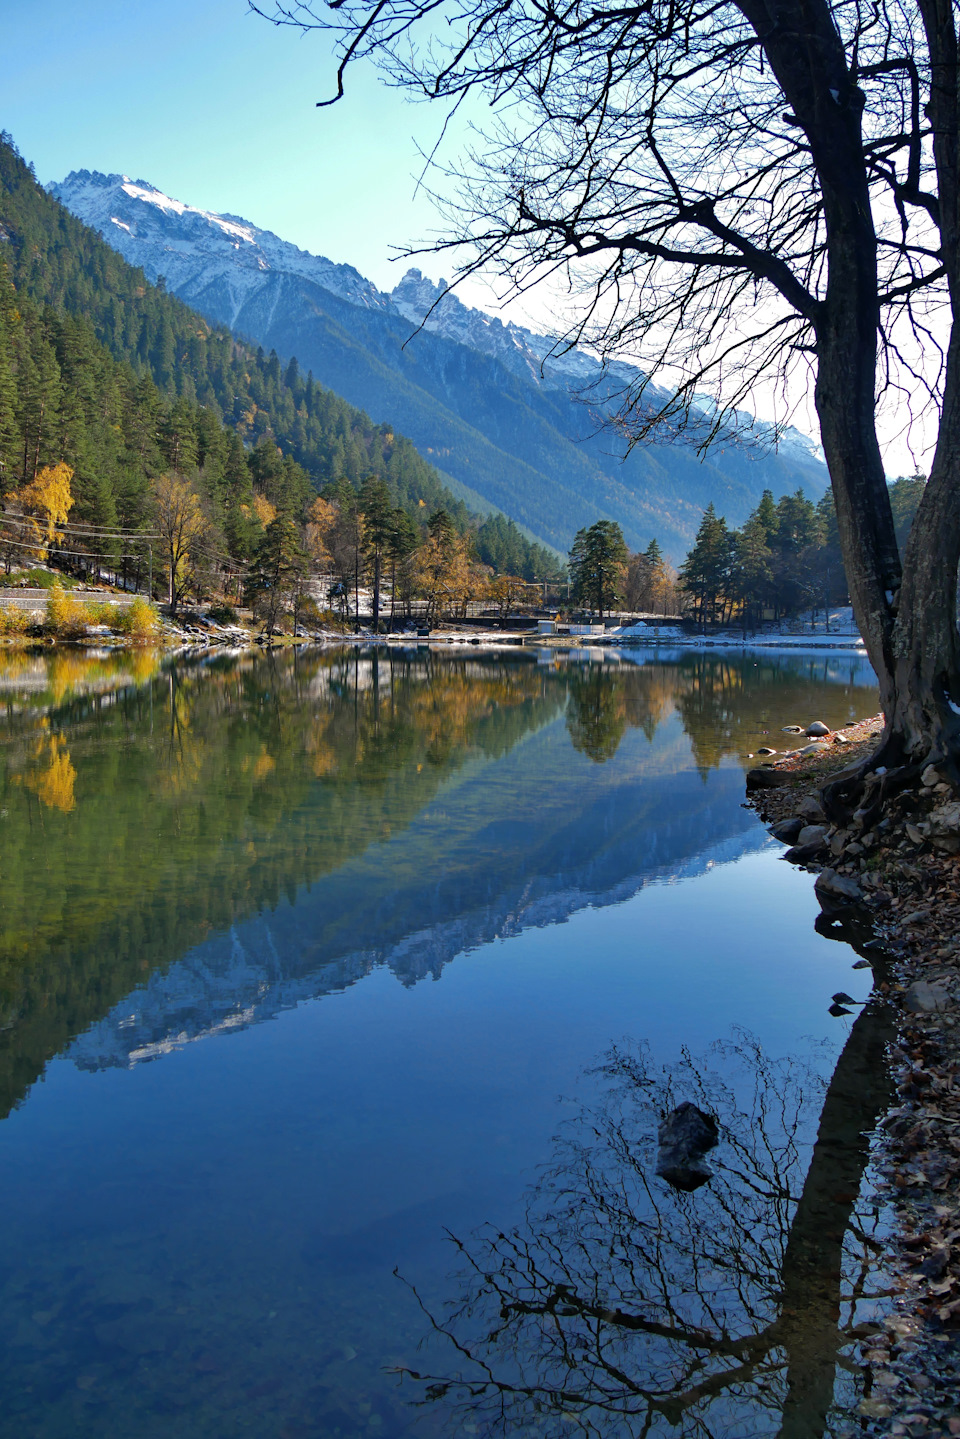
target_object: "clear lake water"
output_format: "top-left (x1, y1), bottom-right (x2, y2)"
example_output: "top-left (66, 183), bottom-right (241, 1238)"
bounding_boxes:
top-left (0, 643), bottom-right (893, 1437)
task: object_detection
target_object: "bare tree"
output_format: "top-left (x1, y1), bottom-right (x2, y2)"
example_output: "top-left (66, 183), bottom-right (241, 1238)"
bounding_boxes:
top-left (256, 0), bottom-right (960, 803)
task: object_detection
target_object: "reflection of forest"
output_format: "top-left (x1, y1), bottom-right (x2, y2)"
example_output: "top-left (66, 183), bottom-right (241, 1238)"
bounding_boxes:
top-left (0, 647), bottom-right (877, 1120)
top-left (399, 989), bottom-right (894, 1437)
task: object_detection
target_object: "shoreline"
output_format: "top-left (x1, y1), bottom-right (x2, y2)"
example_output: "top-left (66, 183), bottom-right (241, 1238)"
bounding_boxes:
top-left (746, 722), bottom-right (960, 1432)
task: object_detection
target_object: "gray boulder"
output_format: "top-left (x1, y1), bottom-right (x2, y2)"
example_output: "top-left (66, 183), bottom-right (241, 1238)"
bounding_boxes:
top-left (815, 868), bottom-right (863, 906)
top-left (769, 816), bottom-right (804, 843)
top-left (746, 766), bottom-right (783, 790)
top-left (798, 794), bottom-right (826, 822)
top-left (919, 801), bottom-right (960, 854)
top-left (797, 823), bottom-right (829, 848)
top-left (806, 721), bottom-right (831, 737)
top-left (904, 980), bottom-right (950, 1014)
top-left (656, 1102), bottom-right (719, 1191)
top-left (784, 839), bottom-right (829, 864)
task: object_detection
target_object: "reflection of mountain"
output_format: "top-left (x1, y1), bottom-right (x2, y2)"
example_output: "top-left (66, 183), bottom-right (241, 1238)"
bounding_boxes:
top-left (70, 734), bottom-right (766, 1072)
top-left (0, 647), bottom-right (878, 1107)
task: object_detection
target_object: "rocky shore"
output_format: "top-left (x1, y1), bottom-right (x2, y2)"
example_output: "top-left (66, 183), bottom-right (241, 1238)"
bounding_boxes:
top-left (746, 720), bottom-right (960, 1435)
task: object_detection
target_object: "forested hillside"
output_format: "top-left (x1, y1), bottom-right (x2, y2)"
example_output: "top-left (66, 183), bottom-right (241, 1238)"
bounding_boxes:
top-left (56, 167), bottom-right (832, 560)
top-left (0, 134), bottom-right (526, 569)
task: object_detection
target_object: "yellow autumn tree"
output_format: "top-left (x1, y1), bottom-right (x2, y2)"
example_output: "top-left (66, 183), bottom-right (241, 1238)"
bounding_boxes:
top-left (24, 463), bottom-right (75, 547)
top-left (487, 573), bottom-right (528, 623)
top-left (252, 493), bottom-right (277, 530)
top-left (412, 510), bottom-right (481, 623)
top-left (0, 462), bottom-right (75, 568)
top-left (152, 473), bottom-right (211, 614)
top-left (305, 496), bottom-right (337, 571)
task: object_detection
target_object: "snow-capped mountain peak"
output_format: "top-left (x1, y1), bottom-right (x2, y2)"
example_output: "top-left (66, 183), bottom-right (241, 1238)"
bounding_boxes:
top-left (51, 169), bottom-right (389, 322)
top-left (389, 266), bottom-right (617, 390)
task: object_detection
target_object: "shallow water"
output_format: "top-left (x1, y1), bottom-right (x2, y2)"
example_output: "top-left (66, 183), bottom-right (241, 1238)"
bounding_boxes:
top-left (0, 645), bottom-right (890, 1437)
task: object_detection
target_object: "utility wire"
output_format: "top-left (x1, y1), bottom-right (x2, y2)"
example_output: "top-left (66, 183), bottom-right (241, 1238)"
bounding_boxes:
top-left (0, 514), bottom-right (160, 541)
top-left (0, 534), bottom-right (153, 562)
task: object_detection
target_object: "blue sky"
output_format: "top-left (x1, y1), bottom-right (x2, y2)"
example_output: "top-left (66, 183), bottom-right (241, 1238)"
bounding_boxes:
top-left (4, 0), bottom-right (468, 296)
top-left (3, 0), bottom-right (928, 471)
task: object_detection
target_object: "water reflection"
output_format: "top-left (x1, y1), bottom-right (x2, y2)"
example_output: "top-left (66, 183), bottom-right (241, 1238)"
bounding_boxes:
top-left (0, 646), bottom-right (877, 1117)
top-left (0, 643), bottom-right (886, 1438)
top-left (399, 1001), bottom-right (894, 1437)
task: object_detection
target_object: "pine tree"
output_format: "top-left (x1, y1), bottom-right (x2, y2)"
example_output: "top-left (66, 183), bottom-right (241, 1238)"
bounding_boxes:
top-left (358, 476), bottom-right (395, 631)
top-left (387, 507), bottom-right (419, 621)
top-left (732, 513), bottom-right (773, 633)
top-left (568, 520), bottom-right (629, 619)
top-left (679, 504), bottom-right (733, 626)
top-left (245, 510), bottom-right (308, 636)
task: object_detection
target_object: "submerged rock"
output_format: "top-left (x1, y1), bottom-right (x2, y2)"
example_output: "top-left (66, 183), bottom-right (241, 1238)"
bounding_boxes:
top-left (655, 1102), bottom-right (719, 1191)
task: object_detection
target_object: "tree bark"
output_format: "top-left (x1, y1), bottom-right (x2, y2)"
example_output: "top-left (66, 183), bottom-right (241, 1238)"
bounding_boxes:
top-left (884, 0), bottom-right (960, 776)
top-left (889, 338), bottom-right (960, 772)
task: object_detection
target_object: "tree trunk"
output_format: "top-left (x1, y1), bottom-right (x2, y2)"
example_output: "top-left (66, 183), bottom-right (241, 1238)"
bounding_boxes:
top-left (809, 117), bottom-right (900, 714)
top-left (754, 0), bottom-right (960, 793)
top-left (882, 0), bottom-right (960, 776)
top-left (372, 551), bottom-right (381, 633)
top-left (814, 321), bottom-right (899, 710)
top-left (887, 334), bottom-right (960, 774)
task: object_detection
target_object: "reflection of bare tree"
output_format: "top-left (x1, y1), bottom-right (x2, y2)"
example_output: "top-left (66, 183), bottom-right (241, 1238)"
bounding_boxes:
top-left (399, 1009), bottom-right (894, 1437)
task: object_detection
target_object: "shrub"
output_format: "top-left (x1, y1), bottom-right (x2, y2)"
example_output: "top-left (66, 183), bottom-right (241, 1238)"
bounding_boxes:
top-left (45, 584), bottom-right (90, 639)
top-left (0, 607), bottom-right (32, 637)
top-left (83, 601), bottom-right (115, 626)
top-left (207, 603), bottom-right (238, 625)
top-left (112, 596), bottom-right (160, 639)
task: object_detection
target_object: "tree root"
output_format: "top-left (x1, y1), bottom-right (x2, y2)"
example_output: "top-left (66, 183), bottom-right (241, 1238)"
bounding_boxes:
top-left (820, 730), bottom-right (930, 829)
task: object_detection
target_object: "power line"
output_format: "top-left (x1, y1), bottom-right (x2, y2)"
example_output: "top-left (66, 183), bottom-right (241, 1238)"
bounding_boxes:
top-left (0, 514), bottom-right (160, 542)
top-left (0, 534), bottom-right (152, 562)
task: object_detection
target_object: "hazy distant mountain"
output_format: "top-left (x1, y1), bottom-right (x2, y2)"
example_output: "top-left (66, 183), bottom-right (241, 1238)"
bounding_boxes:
top-left (54, 170), bottom-right (829, 557)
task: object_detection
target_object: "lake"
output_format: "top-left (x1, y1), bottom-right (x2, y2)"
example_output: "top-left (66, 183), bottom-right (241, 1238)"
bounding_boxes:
top-left (0, 644), bottom-right (891, 1437)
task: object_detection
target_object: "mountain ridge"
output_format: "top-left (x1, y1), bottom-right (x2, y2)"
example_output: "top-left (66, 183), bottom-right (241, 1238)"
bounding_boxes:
top-left (53, 168), bottom-right (830, 559)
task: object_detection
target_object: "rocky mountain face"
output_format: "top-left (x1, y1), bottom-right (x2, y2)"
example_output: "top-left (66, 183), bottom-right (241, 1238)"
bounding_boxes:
top-left (53, 170), bottom-right (829, 557)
